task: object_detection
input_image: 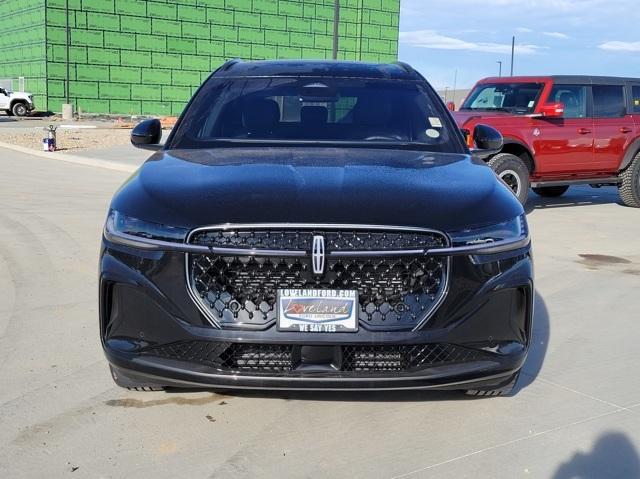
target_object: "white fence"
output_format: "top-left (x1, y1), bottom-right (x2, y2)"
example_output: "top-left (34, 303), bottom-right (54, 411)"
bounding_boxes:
top-left (0, 77), bottom-right (25, 92)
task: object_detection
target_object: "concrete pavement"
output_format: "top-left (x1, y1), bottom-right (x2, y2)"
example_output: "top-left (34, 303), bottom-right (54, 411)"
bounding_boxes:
top-left (1, 146), bottom-right (639, 478)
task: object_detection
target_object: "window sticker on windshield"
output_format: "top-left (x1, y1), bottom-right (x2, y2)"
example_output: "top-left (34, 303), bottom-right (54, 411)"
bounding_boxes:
top-left (429, 117), bottom-right (442, 128)
top-left (425, 129), bottom-right (440, 139)
top-left (528, 100), bottom-right (535, 108)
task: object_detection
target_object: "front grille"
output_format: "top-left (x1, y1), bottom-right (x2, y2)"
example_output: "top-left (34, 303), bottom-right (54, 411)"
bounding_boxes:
top-left (142, 341), bottom-right (484, 375)
top-left (342, 344), bottom-right (481, 372)
top-left (190, 228), bottom-right (446, 251)
top-left (187, 227), bottom-right (448, 330)
top-left (144, 341), bottom-right (293, 372)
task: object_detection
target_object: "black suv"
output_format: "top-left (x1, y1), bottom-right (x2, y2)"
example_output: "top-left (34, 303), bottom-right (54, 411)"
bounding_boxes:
top-left (101, 60), bottom-right (533, 396)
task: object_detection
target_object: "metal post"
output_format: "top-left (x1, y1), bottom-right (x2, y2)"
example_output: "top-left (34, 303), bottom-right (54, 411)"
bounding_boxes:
top-left (452, 69), bottom-right (458, 106)
top-left (510, 36), bottom-right (515, 76)
top-left (497, 61), bottom-right (502, 77)
top-left (332, 0), bottom-right (340, 60)
top-left (65, 0), bottom-right (70, 104)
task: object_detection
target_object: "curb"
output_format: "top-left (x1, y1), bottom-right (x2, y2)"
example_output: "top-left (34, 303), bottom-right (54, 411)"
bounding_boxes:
top-left (0, 141), bottom-right (138, 173)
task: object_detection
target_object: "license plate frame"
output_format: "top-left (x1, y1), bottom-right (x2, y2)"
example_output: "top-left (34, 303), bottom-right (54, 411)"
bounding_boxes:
top-left (277, 289), bottom-right (359, 333)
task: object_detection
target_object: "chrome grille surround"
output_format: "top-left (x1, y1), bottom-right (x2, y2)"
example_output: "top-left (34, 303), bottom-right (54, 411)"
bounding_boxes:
top-left (185, 224), bottom-right (450, 331)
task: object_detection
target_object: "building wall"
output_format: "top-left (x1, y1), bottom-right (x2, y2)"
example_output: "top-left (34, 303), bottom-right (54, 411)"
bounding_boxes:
top-left (0, 0), bottom-right (47, 107)
top-left (43, 0), bottom-right (401, 115)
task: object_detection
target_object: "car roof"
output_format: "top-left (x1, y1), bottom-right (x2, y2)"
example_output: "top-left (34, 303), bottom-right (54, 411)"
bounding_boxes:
top-left (212, 59), bottom-right (423, 80)
top-left (478, 75), bottom-right (640, 85)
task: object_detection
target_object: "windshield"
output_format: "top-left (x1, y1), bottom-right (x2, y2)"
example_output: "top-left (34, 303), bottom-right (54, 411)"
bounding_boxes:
top-left (169, 77), bottom-right (465, 153)
top-left (461, 82), bottom-right (543, 114)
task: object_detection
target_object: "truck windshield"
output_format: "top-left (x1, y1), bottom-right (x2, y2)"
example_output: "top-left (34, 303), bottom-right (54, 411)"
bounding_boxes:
top-left (169, 77), bottom-right (465, 153)
top-left (461, 82), bottom-right (543, 114)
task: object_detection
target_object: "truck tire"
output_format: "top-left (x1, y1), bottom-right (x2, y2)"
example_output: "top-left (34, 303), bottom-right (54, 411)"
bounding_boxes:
top-left (487, 153), bottom-right (530, 205)
top-left (5, 109), bottom-right (14, 116)
top-left (619, 151), bottom-right (640, 208)
top-left (11, 101), bottom-right (28, 117)
top-left (532, 185), bottom-right (569, 198)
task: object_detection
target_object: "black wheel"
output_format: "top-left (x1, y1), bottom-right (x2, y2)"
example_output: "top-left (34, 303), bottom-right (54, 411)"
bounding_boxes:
top-left (109, 365), bottom-right (165, 391)
top-left (5, 109), bottom-right (14, 116)
top-left (532, 185), bottom-right (569, 198)
top-left (464, 371), bottom-right (520, 397)
top-left (487, 153), bottom-right (530, 205)
top-left (619, 151), bottom-right (640, 208)
top-left (11, 102), bottom-right (28, 117)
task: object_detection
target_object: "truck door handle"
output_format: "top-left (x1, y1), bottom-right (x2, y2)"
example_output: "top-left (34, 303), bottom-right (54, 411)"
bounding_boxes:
top-left (620, 127), bottom-right (633, 134)
top-left (577, 128), bottom-right (591, 135)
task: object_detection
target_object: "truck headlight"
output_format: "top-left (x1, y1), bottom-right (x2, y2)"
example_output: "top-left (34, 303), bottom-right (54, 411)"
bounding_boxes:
top-left (105, 210), bottom-right (188, 243)
top-left (448, 214), bottom-right (529, 254)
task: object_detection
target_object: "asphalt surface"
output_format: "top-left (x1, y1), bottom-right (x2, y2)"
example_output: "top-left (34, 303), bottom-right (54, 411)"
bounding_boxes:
top-left (1, 146), bottom-right (640, 478)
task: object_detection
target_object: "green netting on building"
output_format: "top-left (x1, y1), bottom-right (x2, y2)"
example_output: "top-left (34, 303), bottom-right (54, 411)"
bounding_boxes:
top-left (0, 0), bottom-right (400, 115)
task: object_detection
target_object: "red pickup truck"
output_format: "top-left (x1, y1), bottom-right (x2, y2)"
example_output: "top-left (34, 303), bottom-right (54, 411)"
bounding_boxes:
top-left (454, 76), bottom-right (640, 207)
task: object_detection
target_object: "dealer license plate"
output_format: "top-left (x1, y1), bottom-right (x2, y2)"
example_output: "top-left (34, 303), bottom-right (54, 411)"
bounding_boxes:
top-left (277, 289), bottom-right (359, 332)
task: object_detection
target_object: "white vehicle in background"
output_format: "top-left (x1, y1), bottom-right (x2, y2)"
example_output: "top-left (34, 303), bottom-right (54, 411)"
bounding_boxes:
top-left (0, 87), bottom-right (34, 116)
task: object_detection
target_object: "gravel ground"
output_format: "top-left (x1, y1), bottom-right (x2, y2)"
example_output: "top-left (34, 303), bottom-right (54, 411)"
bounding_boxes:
top-left (0, 127), bottom-right (132, 153)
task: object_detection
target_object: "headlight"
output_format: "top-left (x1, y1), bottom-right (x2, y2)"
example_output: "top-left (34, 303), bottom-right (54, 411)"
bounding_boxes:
top-left (446, 214), bottom-right (529, 254)
top-left (106, 210), bottom-right (188, 243)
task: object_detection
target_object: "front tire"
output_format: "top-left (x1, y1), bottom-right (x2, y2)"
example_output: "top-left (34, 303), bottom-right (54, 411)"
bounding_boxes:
top-left (619, 152), bottom-right (640, 208)
top-left (5, 109), bottom-right (14, 116)
top-left (487, 153), bottom-right (530, 205)
top-left (532, 185), bottom-right (569, 198)
top-left (11, 102), bottom-right (28, 117)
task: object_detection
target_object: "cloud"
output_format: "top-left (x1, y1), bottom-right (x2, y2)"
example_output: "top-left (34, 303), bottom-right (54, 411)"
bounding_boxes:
top-left (399, 30), bottom-right (544, 54)
top-left (543, 31), bottom-right (570, 39)
top-left (516, 27), bottom-right (533, 33)
top-left (599, 41), bottom-right (640, 52)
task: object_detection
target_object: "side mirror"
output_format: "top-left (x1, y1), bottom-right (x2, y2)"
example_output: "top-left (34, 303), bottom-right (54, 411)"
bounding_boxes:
top-left (539, 102), bottom-right (564, 118)
top-left (470, 124), bottom-right (503, 159)
top-left (131, 118), bottom-right (162, 150)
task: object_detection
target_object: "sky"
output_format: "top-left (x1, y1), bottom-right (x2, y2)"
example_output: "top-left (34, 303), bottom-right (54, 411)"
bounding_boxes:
top-left (398, 0), bottom-right (640, 94)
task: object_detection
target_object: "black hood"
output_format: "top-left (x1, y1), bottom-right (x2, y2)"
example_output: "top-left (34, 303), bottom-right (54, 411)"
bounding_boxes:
top-left (111, 147), bottom-right (523, 233)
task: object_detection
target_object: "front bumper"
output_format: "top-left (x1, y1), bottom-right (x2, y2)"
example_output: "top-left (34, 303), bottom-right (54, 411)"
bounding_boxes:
top-left (100, 238), bottom-right (533, 391)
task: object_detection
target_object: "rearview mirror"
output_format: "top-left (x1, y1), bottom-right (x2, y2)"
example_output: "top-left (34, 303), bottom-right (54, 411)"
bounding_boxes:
top-left (131, 119), bottom-right (162, 150)
top-left (470, 124), bottom-right (503, 159)
top-left (540, 102), bottom-right (564, 118)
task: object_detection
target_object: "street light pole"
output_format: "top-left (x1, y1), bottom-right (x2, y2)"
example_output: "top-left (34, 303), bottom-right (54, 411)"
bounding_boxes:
top-left (510, 36), bottom-right (515, 76)
top-left (332, 0), bottom-right (340, 60)
top-left (497, 61), bottom-right (502, 77)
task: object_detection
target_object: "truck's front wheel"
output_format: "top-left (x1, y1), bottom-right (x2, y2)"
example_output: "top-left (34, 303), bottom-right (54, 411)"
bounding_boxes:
top-left (487, 153), bottom-right (530, 205)
top-left (619, 151), bottom-right (640, 208)
top-left (11, 102), bottom-right (28, 117)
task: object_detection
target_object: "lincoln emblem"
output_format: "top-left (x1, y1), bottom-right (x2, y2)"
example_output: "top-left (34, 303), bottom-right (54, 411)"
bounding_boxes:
top-left (311, 235), bottom-right (325, 275)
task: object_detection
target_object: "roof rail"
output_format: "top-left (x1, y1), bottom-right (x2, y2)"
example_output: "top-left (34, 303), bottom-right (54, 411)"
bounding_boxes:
top-left (393, 61), bottom-right (416, 75)
top-left (221, 58), bottom-right (242, 71)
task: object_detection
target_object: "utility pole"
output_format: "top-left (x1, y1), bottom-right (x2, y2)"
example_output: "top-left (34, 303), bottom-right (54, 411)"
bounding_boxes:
top-left (444, 87), bottom-right (449, 102)
top-left (332, 0), bottom-right (340, 60)
top-left (65, 0), bottom-right (70, 104)
top-left (452, 69), bottom-right (458, 106)
top-left (510, 36), bottom-right (515, 76)
top-left (497, 61), bottom-right (502, 77)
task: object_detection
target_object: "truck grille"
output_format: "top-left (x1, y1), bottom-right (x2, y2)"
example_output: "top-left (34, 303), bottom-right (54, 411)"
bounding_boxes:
top-left (187, 227), bottom-right (448, 330)
top-left (190, 228), bottom-right (446, 251)
top-left (142, 341), bottom-right (483, 374)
